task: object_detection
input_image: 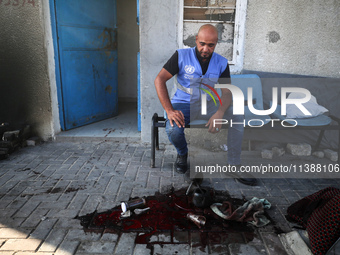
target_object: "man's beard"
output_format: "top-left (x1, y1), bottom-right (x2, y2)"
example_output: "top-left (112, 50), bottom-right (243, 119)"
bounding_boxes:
top-left (200, 52), bottom-right (211, 59)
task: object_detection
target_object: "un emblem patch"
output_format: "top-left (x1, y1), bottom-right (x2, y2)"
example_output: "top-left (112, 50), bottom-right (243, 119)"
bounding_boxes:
top-left (184, 65), bottom-right (195, 74)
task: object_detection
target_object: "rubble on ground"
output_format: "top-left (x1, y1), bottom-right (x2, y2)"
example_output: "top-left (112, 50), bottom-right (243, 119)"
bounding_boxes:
top-left (0, 123), bottom-right (36, 159)
top-left (272, 147), bottom-right (285, 157)
top-left (312, 151), bottom-right (324, 158)
top-left (257, 141), bottom-right (337, 162)
top-left (286, 143), bottom-right (312, 156)
top-left (324, 149), bottom-right (338, 162)
top-left (261, 149), bottom-right (273, 159)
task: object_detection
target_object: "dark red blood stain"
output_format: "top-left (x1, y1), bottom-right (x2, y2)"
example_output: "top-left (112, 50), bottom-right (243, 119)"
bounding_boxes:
top-left (75, 188), bottom-right (255, 248)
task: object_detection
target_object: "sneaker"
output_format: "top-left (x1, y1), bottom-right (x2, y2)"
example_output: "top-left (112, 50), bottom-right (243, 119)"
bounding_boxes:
top-left (227, 165), bottom-right (258, 186)
top-left (235, 177), bottom-right (258, 186)
top-left (175, 153), bottom-right (188, 174)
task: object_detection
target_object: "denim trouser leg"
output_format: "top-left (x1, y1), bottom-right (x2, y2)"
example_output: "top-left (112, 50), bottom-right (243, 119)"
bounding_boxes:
top-left (165, 103), bottom-right (191, 156)
top-left (200, 102), bottom-right (244, 165)
top-left (224, 109), bottom-right (244, 165)
top-left (165, 102), bottom-right (244, 165)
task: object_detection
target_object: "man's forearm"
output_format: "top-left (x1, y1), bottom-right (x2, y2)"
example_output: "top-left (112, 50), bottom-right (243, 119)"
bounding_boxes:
top-left (154, 79), bottom-right (173, 113)
top-left (154, 68), bottom-right (175, 113)
top-left (216, 89), bottom-right (232, 115)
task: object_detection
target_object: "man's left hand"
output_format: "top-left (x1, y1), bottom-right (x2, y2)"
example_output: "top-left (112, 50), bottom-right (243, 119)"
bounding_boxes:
top-left (206, 111), bottom-right (224, 133)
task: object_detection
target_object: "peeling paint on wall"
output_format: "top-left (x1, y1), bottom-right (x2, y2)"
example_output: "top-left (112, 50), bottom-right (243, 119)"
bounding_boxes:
top-left (183, 22), bottom-right (234, 60)
top-left (183, 35), bottom-right (196, 47)
top-left (216, 23), bottom-right (225, 41)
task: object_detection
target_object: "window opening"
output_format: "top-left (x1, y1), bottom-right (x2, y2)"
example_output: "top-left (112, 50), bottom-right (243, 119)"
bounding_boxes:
top-left (181, 0), bottom-right (247, 72)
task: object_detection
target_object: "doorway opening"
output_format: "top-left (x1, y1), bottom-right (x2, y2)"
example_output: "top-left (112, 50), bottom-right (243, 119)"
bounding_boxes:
top-left (56, 101), bottom-right (139, 141)
top-left (52, 0), bottom-right (140, 140)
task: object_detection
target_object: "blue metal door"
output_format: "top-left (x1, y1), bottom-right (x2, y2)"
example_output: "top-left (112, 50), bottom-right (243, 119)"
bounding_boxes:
top-left (54, 0), bottom-right (118, 130)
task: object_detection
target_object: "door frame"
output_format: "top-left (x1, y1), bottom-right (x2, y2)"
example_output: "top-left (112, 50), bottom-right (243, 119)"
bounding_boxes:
top-left (49, 0), bottom-right (66, 130)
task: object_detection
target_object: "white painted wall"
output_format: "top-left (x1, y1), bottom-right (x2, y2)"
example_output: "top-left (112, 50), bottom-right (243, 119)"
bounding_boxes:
top-left (139, 0), bottom-right (181, 142)
top-left (42, 0), bottom-right (61, 140)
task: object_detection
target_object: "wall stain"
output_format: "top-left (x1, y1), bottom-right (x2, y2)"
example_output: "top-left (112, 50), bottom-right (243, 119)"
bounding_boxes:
top-left (216, 23), bottom-right (225, 42)
top-left (98, 28), bottom-right (117, 50)
top-left (267, 31), bottom-right (281, 43)
top-left (105, 85), bottom-right (112, 94)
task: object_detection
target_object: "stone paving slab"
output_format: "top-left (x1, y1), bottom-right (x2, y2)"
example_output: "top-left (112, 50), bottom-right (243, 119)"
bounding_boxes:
top-left (0, 141), bottom-right (339, 254)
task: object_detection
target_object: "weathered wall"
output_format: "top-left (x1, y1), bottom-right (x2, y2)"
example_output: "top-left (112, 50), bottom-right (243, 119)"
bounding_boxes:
top-left (43, 1), bottom-right (60, 138)
top-left (244, 0), bottom-right (340, 78)
top-left (117, 0), bottom-right (139, 102)
top-left (139, 0), bottom-right (180, 142)
top-left (0, 0), bottom-right (53, 140)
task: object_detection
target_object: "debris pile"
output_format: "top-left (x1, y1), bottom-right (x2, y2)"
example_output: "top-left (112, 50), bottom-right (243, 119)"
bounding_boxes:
top-left (259, 142), bottom-right (338, 162)
top-left (0, 123), bottom-right (31, 159)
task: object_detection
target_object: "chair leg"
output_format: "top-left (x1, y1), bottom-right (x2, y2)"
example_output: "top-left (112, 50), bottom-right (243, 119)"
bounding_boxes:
top-left (329, 115), bottom-right (340, 164)
top-left (151, 114), bottom-right (158, 168)
top-left (151, 128), bottom-right (155, 168)
top-left (314, 130), bottom-right (325, 151)
top-left (156, 126), bottom-right (159, 150)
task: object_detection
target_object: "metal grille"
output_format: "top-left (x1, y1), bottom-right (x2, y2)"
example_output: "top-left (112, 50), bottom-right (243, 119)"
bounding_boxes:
top-left (184, 0), bottom-right (236, 23)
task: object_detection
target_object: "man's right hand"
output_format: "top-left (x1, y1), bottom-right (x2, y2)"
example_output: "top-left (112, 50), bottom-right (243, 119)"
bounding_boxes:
top-left (167, 109), bottom-right (185, 128)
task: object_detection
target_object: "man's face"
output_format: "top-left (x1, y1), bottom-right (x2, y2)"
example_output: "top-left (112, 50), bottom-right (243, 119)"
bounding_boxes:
top-left (195, 30), bottom-right (218, 60)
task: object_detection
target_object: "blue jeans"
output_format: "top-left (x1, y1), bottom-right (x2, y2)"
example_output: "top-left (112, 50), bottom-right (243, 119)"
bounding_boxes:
top-left (165, 102), bottom-right (244, 165)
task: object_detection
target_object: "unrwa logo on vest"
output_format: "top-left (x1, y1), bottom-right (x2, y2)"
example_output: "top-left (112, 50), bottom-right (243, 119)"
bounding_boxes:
top-left (184, 65), bottom-right (195, 74)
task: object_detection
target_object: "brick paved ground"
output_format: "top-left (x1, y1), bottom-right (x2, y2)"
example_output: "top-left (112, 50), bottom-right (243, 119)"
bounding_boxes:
top-left (0, 141), bottom-right (339, 254)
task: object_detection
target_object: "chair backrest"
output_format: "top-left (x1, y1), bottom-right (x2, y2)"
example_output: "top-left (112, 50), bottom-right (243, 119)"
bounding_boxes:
top-left (230, 74), bottom-right (264, 110)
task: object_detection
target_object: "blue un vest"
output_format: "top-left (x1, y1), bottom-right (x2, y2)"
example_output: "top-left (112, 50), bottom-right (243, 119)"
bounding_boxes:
top-left (171, 47), bottom-right (228, 104)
